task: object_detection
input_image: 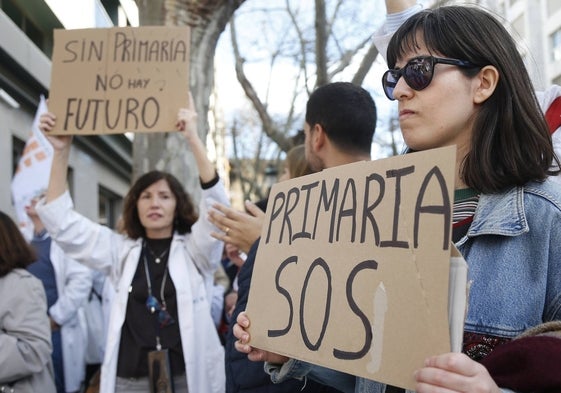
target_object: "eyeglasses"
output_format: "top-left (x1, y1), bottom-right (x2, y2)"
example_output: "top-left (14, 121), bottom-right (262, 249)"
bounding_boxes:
top-left (146, 294), bottom-right (175, 328)
top-left (382, 56), bottom-right (478, 100)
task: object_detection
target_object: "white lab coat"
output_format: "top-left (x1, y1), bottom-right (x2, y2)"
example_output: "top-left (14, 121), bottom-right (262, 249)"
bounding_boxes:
top-left (37, 181), bottom-right (228, 393)
top-left (44, 239), bottom-right (92, 393)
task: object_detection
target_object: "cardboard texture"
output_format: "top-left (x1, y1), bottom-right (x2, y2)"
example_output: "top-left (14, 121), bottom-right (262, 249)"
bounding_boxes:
top-left (246, 146), bottom-right (463, 390)
top-left (48, 26), bottom-right (190, 135)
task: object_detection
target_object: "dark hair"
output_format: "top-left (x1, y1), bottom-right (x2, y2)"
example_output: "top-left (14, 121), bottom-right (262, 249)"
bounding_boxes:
top-left (387, 6), bottom-right (560, 193)
top-left (122, 171), bottom-right (198, 239)
top-left (0, 211), bottom-right (37, 277)
top-left (285, 144), bottom-right (313, 178)
top-left (305, 82), bottom-right (377, 155)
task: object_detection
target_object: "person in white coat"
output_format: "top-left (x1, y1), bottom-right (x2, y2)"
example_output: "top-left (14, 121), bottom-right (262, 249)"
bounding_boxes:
top-left (26, 197), bottom-right (92, 393)
top-left (36, 97), bottom-right (228, 393)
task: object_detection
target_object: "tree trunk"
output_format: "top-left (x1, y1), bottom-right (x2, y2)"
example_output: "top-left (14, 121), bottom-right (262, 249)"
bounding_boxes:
top-left (314, 0), bottom-right (328, 87)
top-left (133, 0), bottom-right (244, 202)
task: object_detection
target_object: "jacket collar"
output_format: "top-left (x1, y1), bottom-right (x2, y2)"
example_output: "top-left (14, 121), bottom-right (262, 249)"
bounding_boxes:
top-left (468, 186), bottom-right (529, 237)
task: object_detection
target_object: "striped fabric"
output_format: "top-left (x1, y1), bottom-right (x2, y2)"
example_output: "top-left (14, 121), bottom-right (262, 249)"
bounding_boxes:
top-left (453, 188), bottom-right (479, 225)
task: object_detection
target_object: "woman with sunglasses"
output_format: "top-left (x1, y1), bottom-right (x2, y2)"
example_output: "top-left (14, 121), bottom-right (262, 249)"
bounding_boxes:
top-left (375, 0), bottom-right (561, 186)
top-left (36, 97), bottom-right (228, 393)
top-left (234, 4), bottom-right (561, 393)
top-left (382, 4), bottom-right (561, 392)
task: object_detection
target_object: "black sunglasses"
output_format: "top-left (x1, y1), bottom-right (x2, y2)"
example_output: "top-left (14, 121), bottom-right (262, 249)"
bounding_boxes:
top-left (382, 56), bottom-right (478, 100)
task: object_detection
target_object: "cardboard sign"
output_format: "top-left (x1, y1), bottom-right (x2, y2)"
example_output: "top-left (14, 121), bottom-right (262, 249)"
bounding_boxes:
top-left (48, 26), bottom-right (190, 135)
top-left (246, 146), bottom-right (457, 390)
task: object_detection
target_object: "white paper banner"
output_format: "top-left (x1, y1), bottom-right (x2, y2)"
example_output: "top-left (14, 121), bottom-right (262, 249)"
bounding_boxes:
top-left (11, 95), bottom-right (52, 240)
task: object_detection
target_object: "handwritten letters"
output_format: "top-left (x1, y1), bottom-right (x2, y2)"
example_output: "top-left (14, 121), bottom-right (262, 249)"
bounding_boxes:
top-left (48, 26), bottom-right (190, 135)
top-left (246, 146), bottom-right (457, 390)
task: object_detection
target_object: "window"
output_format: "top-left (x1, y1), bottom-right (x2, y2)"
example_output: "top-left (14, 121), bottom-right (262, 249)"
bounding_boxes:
top-left (100, 0), bottom-right (136, 27)
top-left (551, 28), bottom-right (561, 62)
top-left (1, 0), bottom-right (23, 28)
top-left (67, 167), bottom-right (74, 200)
top-left (547, 0), bottom-right (561, 15)
top-left (1, 0), bottom-right (47, 54)
top-left (99, 186), bottom-right (122, 228)
top-left (101, 0), bottom-right (119, 26)
top-left (24, 18), bottom-right (43, 49)
top-left (11, 136), bottom-right (25, 176)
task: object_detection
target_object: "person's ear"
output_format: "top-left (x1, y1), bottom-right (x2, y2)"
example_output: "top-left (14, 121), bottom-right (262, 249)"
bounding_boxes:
top-left (473, 65), bottom-right (499, 104)
top-left (312, 123), bottom-right (326, 151)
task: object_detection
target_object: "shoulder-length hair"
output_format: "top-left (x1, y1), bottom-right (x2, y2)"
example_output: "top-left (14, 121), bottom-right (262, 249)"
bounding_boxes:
top-left (387, 6), bottom-right (560, 193)
top-left (285, 144), bottom-right (313, 179)
top-left (121, 171), bottom-right (198, 239)
top-left (0, 211), bottom-right (37, 277)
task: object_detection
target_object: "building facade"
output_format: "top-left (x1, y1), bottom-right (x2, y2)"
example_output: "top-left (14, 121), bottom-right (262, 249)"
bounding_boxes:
top-left (495, 0), bottom-right (561, 88)
top-left (441, 0), bottom-right (561, 88)
top-left (0, 0), bottom-right (137, 226)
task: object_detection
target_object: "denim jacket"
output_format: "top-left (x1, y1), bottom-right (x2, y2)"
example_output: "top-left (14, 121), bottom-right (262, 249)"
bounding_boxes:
top-left (266, 179), bottom-right (561, 393)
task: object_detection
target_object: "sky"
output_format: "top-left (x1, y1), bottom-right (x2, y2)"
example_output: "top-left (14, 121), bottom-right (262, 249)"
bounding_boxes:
top-left (214, 0), bottom-right (390, 111)
top-left (213, 0), bottom-right (408, 160)
top-left (47, 0), bottom-right (427, 159)
top-left (45, 0), bottom-right (138, 28)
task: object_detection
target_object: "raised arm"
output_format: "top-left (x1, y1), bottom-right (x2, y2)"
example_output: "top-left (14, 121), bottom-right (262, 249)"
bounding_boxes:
top-left (386, 0), bottom-right (416, 14)
top-left (374, 0), bottom-right (422, 63)
top-left (38, 112), bottom-right (72, 203)
top-left (176, 93), bottom-right (215, 183)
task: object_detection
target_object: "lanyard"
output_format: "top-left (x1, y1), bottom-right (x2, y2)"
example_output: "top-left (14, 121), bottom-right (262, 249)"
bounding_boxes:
top-left (143, 240), bottom-right (170, 351)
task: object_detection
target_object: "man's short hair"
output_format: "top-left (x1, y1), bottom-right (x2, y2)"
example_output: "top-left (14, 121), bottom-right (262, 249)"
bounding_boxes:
top-left (305, 82), bottom-right (377, 155)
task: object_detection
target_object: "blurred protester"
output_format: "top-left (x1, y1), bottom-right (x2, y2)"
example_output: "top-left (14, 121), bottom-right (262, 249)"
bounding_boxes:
top-left (26, 195), bottom-right (91, 393)
top-left (0, 210), bottom-right (56, 393)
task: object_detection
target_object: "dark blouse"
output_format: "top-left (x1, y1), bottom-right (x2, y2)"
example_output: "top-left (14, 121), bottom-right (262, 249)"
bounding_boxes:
top-left (117, 237), bottom-right (185, 378)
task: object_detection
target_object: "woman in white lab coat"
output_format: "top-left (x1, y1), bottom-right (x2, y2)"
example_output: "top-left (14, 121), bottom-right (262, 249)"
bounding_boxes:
top-left (37, 102), bottom-right (228, 393)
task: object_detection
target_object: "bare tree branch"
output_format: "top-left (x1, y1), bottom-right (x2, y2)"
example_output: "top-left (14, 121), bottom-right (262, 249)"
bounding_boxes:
top-left (285, 0), bottom-right (312, 95)
top-left (315, 0), bottom-right (328, 86)
top-left (230, 14), bottom-right (293, 152)
top-left (352, 40), bottom-right (379, 85)
top-left (224, 0), bottom-right (385, 188)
